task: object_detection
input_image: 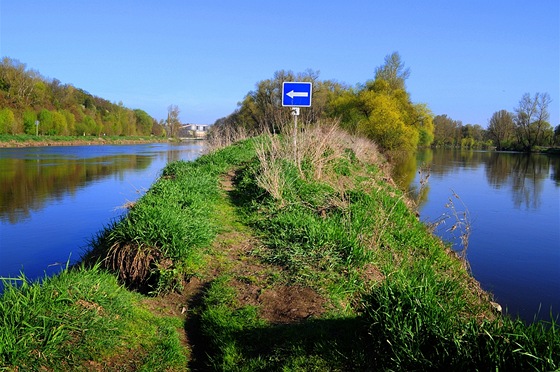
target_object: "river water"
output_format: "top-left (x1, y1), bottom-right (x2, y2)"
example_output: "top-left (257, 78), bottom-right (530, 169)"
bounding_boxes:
top-left (1, 144), bottom-right (558, 323)
top-left (0, 142), bottom-right (205, 284)
top-left (394, 148), bottom-right (560, 323)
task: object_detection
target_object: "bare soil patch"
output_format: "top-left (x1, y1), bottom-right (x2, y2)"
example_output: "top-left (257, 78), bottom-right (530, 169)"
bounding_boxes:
top-left (258, 285), bottom-right (326, 323)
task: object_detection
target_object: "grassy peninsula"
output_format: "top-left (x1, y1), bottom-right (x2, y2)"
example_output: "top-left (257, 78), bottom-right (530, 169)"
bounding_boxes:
top-left (1, 124), bottom-right (558, 371)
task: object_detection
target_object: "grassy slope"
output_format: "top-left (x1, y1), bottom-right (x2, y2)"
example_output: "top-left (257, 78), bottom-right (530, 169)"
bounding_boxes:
top-left (1, 125), bottom-right (558, 371)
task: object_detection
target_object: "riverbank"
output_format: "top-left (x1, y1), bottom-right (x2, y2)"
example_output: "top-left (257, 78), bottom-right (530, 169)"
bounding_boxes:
top-left (1, 124), bottom-right (558, 370)
top-left (0, 134), bottom-right (171, 148)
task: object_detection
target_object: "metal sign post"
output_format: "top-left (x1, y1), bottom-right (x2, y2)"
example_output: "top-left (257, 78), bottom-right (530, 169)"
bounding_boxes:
top-left (291, 107), bottom-right (300, 160)
top-left (282, 82), bottom-right (312, 165)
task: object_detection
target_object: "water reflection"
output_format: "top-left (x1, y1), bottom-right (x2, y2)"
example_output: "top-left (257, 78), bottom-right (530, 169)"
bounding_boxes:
top-left (0, 143), bottom-right (204, 285)
top-left (0, 154), bottom-right (152, 223)
top-left (393, 149), bottom-right (559, 211)
top-left (393, 148), bottom-right (560, 323)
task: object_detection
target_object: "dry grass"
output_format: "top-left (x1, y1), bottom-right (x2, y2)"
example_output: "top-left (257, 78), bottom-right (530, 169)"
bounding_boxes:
top-left (104, 242), bottom-right (157, 285)
top-left (205, 123), bottom-right (250, 152)
top-left (255, 139), bottom-right (287, 203)
top-left (255, 119), bottom-right (386, 207)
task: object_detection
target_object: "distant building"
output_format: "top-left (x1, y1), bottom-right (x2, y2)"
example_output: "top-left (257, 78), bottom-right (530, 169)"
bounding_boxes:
top-left (178, 124), bottom-right (210, 138)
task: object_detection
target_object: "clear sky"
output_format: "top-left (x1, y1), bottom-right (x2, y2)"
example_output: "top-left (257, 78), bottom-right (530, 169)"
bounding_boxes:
top-left (1, 1), bottom-right (558, 126)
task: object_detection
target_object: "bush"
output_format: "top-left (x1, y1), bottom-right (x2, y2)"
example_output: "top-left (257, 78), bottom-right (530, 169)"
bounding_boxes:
top-left (0, 108), bottom-right (16, 134)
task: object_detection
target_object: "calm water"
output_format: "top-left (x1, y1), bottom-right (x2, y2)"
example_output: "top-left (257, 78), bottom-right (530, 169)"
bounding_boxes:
top-left (395, 149), bottom-right (560, 323)
top-left (0, 142), bottom-right (204, 283)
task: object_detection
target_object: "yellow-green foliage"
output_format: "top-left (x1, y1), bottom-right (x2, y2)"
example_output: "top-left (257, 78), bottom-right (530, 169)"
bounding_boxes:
top-left (0, 108), bottom-right (17, 134)
top-left (357, 90), bottom-right (419, 152)
top-left (330, 53), bottom-right (434, 152)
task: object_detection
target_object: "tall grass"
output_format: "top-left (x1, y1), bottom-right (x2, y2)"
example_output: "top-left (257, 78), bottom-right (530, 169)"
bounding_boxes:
top-left (0, 264), bottom-right (187, 370)
top-left (364, 274), bottom-right (559, 370)
top-left (204, 122), bottom-right (558, 369)
top-left (84, 138), bottom-right (257, 293)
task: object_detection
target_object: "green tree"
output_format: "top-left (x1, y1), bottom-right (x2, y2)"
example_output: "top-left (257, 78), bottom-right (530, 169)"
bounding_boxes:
top-left (23, 110), bottom-right (37, 134)
top-left (459, 124), bottom-right (485, 148)
top-left (134, 109), bottom-right (153, 135)
top-left (329, 89), bottom-right (366, 133)
top-left (487, 110), bottom-right (515, 150)
top-left (51, 111), bottom-right (68, 135)
top-left (60, 110), bottom-right (76, 135)
top-left (356, 91), bottom-right (418, 151)
top-left (553, 125), bottom-right (560, 146)
top-left (373, 51), bottom-right (410, 92)
top-left (433, 115), bottom-right (462, 146)
top-left (0, 108), bottom-right (16, 134)
top-left (37, 109), bottom-right (53, 135)
top-left (348, 52), bottom-right (433, 152)
top-left (514, 92), bottom-right (552, 151)
top-left (411, 103), bottom-right (434, 147)
top-left (75, 115), bottom-right (98, 136)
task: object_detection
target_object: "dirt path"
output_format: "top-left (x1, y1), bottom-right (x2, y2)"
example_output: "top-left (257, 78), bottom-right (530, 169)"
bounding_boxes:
top-left (141, 168), bottom-right (328, 370)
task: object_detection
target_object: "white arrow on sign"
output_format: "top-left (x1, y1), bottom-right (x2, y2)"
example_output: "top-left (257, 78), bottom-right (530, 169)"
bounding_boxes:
top-left (286, 90), bottom-right (309, 99)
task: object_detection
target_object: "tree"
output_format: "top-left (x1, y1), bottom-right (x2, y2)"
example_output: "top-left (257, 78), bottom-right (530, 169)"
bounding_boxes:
top-left (410, 103), bottom-right (434, 147)
top-left (152, 119), bottom-right (166, 137)
top-left (60, 110), bottom-right (76, 135)
top-left (487, 110), bottom-right (515, 150)
top-left (23, 110), bottom-right (37, 134)
top-left (329, 89), bottom-right (365, 133)
top-left (220, 69), bottom-right (346, 136)
top-left (514, 92), bottom-right (552, 150)
top-left (0, 57), bottom-right (40, 109)
top-left (356, 92), bottom-right (418, 152)
top-left (0, 57), bottom-right (159, 136)
top-left (166, 105), bottom-right (181, 138)
top-left (554, 125), bottom-right (560, 146)
top-left (373, 52), bottom-right (410, 92)
top-left (432, 115), bottom-right (462, 146)
top-left (329, 52), bottom-right (433, 152)
top-left (37, 109), bottom-right (53, 135)
top-left (134, 109), bottom-right (153, 135)
top-left (0, 108), bottom-right (16, 134)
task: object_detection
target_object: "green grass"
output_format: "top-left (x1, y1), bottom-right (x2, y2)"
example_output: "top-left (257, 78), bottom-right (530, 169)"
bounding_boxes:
top-left (0, 264), bottom-right (187, 371)
top-left (364, 274), bottom-right (560, 369)
top-left (84, 138), bottom-right (257, 292)
top-left (192, 127), bottom-right (559, 370)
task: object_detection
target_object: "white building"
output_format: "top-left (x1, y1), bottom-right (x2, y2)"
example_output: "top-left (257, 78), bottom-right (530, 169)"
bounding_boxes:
top-left (179, 124), bottom-right (209, 138)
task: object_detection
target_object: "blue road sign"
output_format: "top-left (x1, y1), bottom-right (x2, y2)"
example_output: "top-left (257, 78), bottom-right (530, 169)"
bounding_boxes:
top-left (282, 82), bottom-right (312, 107)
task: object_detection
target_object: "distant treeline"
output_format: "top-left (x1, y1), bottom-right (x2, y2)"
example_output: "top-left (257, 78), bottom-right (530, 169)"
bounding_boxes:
top-left (433, 105), bottom-right (559, 151)
top-left (0, 57), bottom-right (166, 137)
top-left (2, 55), bottom-right (558, 152)
top-left (213, 53), bottom-right (559, 153)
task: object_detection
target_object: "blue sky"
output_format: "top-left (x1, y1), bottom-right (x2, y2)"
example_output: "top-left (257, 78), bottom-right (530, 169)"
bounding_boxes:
top-left (1, 1), bottom-right (558, 126)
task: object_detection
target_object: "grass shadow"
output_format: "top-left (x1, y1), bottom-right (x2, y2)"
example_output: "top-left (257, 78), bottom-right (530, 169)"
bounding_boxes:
top-left (208, 316), bottom-right (373, 370)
